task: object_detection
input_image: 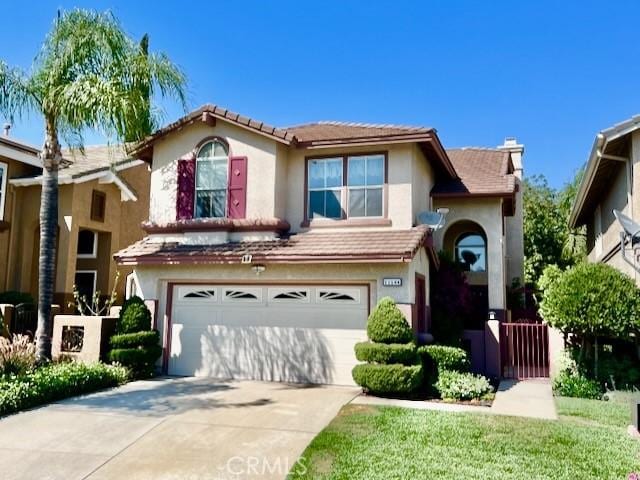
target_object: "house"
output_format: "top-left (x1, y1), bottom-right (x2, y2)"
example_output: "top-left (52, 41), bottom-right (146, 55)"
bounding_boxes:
top-left (0, 133), bottom-right (150, 311)
top-left (569, 115), bottom-right (640, 282)
top-left (115, 104), bottom-right (524, 385)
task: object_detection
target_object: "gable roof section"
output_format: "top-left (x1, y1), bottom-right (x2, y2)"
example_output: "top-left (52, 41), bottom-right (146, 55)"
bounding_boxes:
top-left (569, 115), bottom-right (640, 228)
top-left (432, 148), bottom-right (516, 197)
top-left (131, 104), bottom-right (458, 178)
top-left (0, 136), bottom-right (41, 168)
top-left (115, 226), bottom-right (431, 265)
top-left (10, 144), bottom-right (144, 201)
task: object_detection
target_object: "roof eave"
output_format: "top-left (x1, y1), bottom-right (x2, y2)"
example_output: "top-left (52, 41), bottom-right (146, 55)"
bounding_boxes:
top-left (569, 134), bottom-right (605, 228)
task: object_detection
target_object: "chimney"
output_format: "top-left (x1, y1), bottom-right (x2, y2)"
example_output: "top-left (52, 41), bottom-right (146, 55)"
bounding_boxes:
top-left (3, 123), bottom-right (10, 137)
top-left (497, 137), bottom-right (524, 178)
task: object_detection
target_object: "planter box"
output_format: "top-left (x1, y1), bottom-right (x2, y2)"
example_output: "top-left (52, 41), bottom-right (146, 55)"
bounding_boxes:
top-left (52, 315), bottom-right (118, 363)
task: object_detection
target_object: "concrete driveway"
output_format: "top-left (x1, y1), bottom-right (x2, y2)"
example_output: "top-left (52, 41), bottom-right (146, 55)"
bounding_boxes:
top-left (0, 377), bottom-right (358, 480)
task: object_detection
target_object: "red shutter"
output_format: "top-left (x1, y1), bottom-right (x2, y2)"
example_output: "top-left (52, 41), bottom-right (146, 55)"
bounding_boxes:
top-left (227, 156), bottom-right (247, 219)
top-left (176, 157), bottom-right (196, 220)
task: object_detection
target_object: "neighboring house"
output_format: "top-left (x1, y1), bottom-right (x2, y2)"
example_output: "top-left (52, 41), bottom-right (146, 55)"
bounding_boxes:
top-left (570, 115), bottom-right (640, 283)
top-left (0, 137), bottom-right (150, 310)
top-left (115, 104), bottom-right (524, 385)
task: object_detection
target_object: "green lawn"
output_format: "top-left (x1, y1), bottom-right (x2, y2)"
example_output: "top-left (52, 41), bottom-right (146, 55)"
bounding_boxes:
top-left (288, 398), bottom-right (640, 480)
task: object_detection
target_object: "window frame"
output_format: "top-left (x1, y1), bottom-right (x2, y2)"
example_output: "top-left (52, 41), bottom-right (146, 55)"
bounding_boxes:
top-left (304, 152), bottom-right (388, 224)
top-left (0, 162), bottom-right (7, 222)
top-left (76, 229), bottom-right (98, 259)
top-left (454, 232), bottom-right (487, 273)
top-left (194, 138), bottom-right (230, 219)
top-left (90, 190), bottom-right (106, 222)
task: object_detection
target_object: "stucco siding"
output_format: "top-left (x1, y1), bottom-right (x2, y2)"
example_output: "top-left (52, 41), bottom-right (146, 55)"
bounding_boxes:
top-left (411, 144), bottom-right (434, 224)
top-left (432, 197), bottom-right (506, 310)
top-left (149, 121), bottom-right (279, 224)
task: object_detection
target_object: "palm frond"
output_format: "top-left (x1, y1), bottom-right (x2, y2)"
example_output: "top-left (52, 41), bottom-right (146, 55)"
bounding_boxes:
top-left (0, 61), bottom-right (38, 122)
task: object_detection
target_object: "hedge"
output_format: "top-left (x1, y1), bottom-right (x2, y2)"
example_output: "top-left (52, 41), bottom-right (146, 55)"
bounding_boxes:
top-left (352, 364), bottom-right (423, 394)
top-left (108, 345), bottom-right (162, 377)
top-left (0, 362), bottom-right (128, 417)
top-left (109, 330), bottom-right (160, 349)
top-left (418, 345), bottom-right (470, 374)
top-left (117, 302), bottom-right (152, 334)
top-left (366, 297), bottom-right (414, 344)
top-left (435, 370), bottom-right (492, 401)
top-left (354, 342), bottom-right (418, 366)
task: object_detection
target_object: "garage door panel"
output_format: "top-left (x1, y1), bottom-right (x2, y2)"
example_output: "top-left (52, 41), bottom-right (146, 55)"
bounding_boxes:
top-left (169, 284), bottom-right (369, 385)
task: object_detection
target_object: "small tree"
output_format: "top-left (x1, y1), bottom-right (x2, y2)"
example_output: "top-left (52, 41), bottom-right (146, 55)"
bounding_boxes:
top-left (540, 263), bottom-right (640, 376)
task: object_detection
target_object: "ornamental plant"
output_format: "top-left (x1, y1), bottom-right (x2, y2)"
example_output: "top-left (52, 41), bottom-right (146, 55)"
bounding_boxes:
top-left (352, 297), bottom-right (422, 395)
top-left (540, 262), bottom-right (640, 377)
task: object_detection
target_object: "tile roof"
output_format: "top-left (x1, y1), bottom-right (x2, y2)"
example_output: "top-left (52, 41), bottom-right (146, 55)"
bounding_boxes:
top-left (284, 121), bottom-right (434, 145)
top-left (432, 148), bottom-right (516, 197)
top-left (115, 226), bottom-right (430, 265)
top-left (59, 144), bottom-right (134, 177)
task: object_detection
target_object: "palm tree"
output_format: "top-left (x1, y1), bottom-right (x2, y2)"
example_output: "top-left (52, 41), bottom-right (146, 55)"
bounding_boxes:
top-left (0, 9), bottom-right (187, 362)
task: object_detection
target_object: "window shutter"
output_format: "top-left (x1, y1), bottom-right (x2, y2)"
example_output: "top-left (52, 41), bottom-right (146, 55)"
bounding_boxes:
top-left (176, 157), bottom-right (196, 220)
top-left (227, 156), bottom-right (247, 219)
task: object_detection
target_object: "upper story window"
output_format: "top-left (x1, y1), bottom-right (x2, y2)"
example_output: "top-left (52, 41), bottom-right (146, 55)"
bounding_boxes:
top-left (307, 153), bottom-right (385, 220)
top-left (195, 140), bottom-right (229, 218)
top-left (0, 162), bottom-right (6, 221)
top-left (455, 233), bottom-right (486, 272)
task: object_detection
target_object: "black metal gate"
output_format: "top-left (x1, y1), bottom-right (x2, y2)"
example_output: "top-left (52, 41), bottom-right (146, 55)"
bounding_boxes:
top-left (11, 303), bottom-right (37, 337)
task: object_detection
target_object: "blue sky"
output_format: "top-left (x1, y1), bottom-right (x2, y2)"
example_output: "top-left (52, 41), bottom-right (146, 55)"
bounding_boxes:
top-left (2, 1), bottom-right (640, 188)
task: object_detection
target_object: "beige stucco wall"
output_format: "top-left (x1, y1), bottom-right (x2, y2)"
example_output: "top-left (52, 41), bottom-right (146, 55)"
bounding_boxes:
top-left (131, 247), bottom-right (430, 342)
top-left (432, 197), bottom-right (506, 310)
top-left (149, 121), bottom-right (280, 224)
top-left (8, 163), bottom-right (150, 307)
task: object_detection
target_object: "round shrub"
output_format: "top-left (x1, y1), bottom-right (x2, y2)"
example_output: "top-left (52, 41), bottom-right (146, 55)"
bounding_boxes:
top-left (367, 297), bottom-right (413, 344)
top-left (352, 363), bottom-right (422, 394)
top-left (540, 263), bottom-right (640, 338)
top-left (118, 303), bottom-right (152, 334)
top-left (110, 330), bottom-right (160, 349)
top-left (418, 345), bottom-right (470, 374)
top-left (354, 342), bottom-right (418, 366)
top-left (435, 370), bottom-right (492, 401)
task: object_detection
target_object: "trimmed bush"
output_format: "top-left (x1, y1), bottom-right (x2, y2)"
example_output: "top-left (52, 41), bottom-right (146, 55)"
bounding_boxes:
top-left (552, 371), bottom-right (601, 399)
top-left (352, 364), bottom-right (423, 394)
top-left (109, 345), bottom-right (162, 377)
top-left (355, 342), bottom-right (418, 366)
top-left (435, 370), bottom-right (492, 401)
top-left (0, 362), bottom-right (128, 417)
top-left (366, 297), bottom-right (413, 344)
top-left (117, 302), bottom-right (152, 334)
top-left (418, 345), bottom-right (470, 374)
top-left (110, 330), bottom-right (160, 349)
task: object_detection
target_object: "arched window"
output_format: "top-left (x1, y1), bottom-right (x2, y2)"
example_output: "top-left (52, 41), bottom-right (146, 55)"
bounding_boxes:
top-left (195, 139), bottom-right (229, 218)
top-left (455, 233), bottom-right (486, 272)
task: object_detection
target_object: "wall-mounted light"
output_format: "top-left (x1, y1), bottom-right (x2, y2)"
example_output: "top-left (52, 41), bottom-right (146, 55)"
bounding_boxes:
top-left (252, 264), bottom-right (266, 275)
top-left (488, 311), bottom-right (496, 321)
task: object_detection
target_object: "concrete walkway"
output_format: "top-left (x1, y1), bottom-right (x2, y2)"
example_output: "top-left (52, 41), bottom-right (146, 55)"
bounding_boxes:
top-left (491, 379), bottom-right (557, 420)
top-left (0, 377), bottom-right (359, 480)
top-left (351, 394), bottom-right (492, 414)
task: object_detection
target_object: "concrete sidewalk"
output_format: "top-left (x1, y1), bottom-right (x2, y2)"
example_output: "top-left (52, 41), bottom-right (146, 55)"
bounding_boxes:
top-left (491, 379), bottom-right (557, 420)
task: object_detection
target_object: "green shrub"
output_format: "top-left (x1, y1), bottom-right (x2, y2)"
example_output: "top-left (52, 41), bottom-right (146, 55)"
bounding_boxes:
top-left (354, 342), bottom-right (418, 365)
top-left (435, 370), bottom-right (492, 401)
top-left (110, 330), bottom-right (160, 349)
top-left (117, 302), bottom-right (152, 334)
top-left (108, 345), bottom-right (162, 378)
top-left (0, 362), bottom-right (128, 417)
top-left (352, 364), bottom-right (422, 394)
top-left (540, 263), bottom-right (640, 339)
top-left (0, 291), bottom-right (34, 306)
top-left (0, 335), bottom-right (36, 376)
top-left (366, 297), bottom-right (413, 344)
top-left (418, 345), bottom-right (470, 374)
top-left (552, 371), bottom-right (602, 399)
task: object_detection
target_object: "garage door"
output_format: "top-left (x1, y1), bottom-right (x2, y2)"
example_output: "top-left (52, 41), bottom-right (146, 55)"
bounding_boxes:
top-left (168, 284), bottom-right (369, 385)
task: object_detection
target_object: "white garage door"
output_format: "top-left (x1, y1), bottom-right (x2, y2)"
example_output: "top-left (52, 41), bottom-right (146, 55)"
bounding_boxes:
top-left (168, 284), bottom-right (369, 385)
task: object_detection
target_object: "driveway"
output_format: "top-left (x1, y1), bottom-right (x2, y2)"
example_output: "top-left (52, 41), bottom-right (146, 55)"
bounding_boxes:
top-left (0, 377), bottom-right (359, 480)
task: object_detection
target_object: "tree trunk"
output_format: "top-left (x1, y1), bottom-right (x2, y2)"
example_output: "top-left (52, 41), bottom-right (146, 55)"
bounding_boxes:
top-left (594, 336), bottom-right (599, 380)
top-left (35, 119), bottom-right (61, 363)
